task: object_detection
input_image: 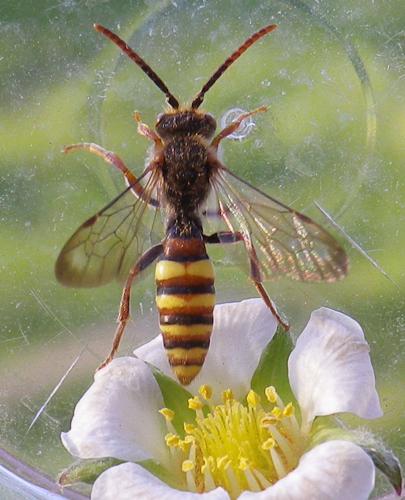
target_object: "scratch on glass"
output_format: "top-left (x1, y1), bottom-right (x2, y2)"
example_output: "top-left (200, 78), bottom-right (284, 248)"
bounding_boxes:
top-left (27, 347), bottom-right (86, 433)
top-left (314, 201), bottom-right (398, 288)
top-left (29, 289), bottom-right (77, 339)
top-left (21, 397), bottom-right (60, 430)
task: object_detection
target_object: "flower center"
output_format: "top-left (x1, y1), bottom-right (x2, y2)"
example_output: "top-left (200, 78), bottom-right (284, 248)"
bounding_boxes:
top-left (159, 385), bottom-right (306, 498)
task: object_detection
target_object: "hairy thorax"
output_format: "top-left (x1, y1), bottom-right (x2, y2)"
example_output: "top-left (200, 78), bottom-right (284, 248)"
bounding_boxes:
top-left (161, 135), bottom-right (211, 217)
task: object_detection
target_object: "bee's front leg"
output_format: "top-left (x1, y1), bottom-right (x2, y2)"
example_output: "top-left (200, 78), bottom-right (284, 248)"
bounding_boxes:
top-left (133, 112), bottom-right (163, 146)
top-left (211, 106), bottom-right (268, 149)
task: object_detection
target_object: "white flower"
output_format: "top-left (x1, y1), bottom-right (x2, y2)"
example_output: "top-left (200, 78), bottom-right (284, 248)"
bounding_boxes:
top-left (62, 299), bottom-right (382, 499)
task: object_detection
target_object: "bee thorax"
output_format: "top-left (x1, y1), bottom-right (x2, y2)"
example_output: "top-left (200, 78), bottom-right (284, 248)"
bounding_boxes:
top-left (162, 136), bottom-right (211, 213)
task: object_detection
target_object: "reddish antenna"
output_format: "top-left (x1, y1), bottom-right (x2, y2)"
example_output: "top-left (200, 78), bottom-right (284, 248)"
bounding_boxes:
top-left (94, 24), bottom-right (180, 109)
top-left (191, 24), bottom-right (277, 109)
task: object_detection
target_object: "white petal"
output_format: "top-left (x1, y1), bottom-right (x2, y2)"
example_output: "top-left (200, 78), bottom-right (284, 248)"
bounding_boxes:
top-left (135, 299), bottom-right (277, 401)
top-left (288, 308), bottom-right (382, 426)
top-left (91, 462), bottom-right (229, 500)
top-left (239, 440), bottom-right (375, 500)
top-left (135, 334), bottom-right (171, 377)
top-left (61, 357), bottom-right (169, 465)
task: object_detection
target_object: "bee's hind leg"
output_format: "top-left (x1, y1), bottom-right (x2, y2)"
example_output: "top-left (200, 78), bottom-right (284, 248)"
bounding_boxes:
top-left (204, 230), bottom-right (289, 331)
top-left (254, 282), bottom-right (289, 331)
top-left (97, 243), bottom-right (163, 372)
top-left (242, 236), bottom-right (289, 331)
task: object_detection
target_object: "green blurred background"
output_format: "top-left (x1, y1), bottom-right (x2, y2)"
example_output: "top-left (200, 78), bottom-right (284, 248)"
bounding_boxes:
top-left (1, 0), bottom-right (404, 497)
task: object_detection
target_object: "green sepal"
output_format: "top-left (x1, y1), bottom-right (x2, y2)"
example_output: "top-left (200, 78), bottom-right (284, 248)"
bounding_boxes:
top-left (139, 459), bottom-right (182, 490)
top-left (151, 365), bottom-right (195, 436)
top-left (250, 325), bottom-right (295, 404)
top-left (311, 420), bottom-right (403, 497)
top-left (362, 446), bottom-right (403, 496)
top-left (58, 457), bottom-right (123, 486)
top-left (309, 416), bottom-right (353, 448)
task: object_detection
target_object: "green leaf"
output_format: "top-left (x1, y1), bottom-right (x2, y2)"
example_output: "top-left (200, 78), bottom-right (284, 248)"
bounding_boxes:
top-left (58, 457), bottom-right (123, 486)
top-left (250, 325), bottom-right (295, 404)
top-left (151, 366), bottom-right (195, 436)
top-left (362, 446), bottom-right (403, 496)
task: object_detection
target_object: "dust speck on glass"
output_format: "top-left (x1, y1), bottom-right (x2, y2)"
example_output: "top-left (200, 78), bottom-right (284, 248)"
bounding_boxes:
top-left (220, 108), bottom-right (256, 141)
top-left (0, 0), bottom-right (403, 498)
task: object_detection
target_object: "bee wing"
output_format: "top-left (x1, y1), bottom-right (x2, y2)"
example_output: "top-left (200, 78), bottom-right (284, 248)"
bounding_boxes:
top-left (204, 165), bottom-right (348, 282)
top-left (55, 167), bottom-right (163, 287)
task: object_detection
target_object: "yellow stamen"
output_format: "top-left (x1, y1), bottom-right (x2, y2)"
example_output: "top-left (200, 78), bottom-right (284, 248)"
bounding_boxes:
top-left (199, 385), bottom-right (213, 401)
top-left (159, 407), bottom-right (175, 421)
top-left (225, 466), bottom-right (241, 499)
top-left (269, 447), bottom-right (288, 479)
top-left (185, 442), bottom-right (198, 492)
top-left (162, 386), bottom-right (303, 497)
top-left (202, 458), bottom-right (216, 491)
top-left (182, 460), bottom-right (195, 472)
top-left (261, 415), bottom-right (279, 427)
top-left (222, 389), bottom-right (234, 402)
top-left (283, 402), bottom-right (294, 417)
top-left (262, 437), bottom-right (276, 450)
top-left (188, 396), bottom-right (204, 411)
top-left (267, 424), bottom-right (296, 467)
top-left (178, 437), bottom-right (194, 453)
top-left (247, 390), bottom-right (260, 408)
top-left (238, 457), bottom-right (249, 471)
top-left (253, 469), bottom-right (272, 489)
top-left (184, 423), bottom-right (195, 434)
top-left (244, 466), bottom-right (262, 492)
top-left (217, 455), bottom-right (231, 470)
top-left (165, 433), bottom-right (180, 448)
top-left (265, 386), bottom-right (278, 404)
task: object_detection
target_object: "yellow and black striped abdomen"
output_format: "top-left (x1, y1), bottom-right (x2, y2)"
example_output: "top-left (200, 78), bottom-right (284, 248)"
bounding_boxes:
top-left (155, 238), bottom-right (215, 385)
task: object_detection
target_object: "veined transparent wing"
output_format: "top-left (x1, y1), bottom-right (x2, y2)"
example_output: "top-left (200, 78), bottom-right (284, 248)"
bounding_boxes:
top-left (55, 167), bottom-right (163, 287)
top-left (205, 165), bottom-right (348, 283)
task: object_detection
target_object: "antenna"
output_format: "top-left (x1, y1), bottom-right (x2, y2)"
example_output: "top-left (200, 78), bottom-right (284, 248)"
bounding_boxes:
top-left (191, 24), bottom-right (277, 109)
top-left (94, 24), bottom-right (180, 109)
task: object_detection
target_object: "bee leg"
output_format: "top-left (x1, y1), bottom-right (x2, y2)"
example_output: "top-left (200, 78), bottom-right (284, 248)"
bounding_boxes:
top-left (97, 243), bottom-right (163, 371)
top-left (63, 142), bottom-right (159, 207)
top-left (133, 112), bottom-right (163, 146)
top-left (211, 106), bottom-right (268, 149)
top-left (202, 205), bottom-right (232, 219)
top-left (204, 231), bottom-right (243, 244)
top-left (204, 231), bottom-right (289, 331)
top-left (254, 283), bottom-right (289, 331)
top-left (243, 236), bottom-right (289, 331)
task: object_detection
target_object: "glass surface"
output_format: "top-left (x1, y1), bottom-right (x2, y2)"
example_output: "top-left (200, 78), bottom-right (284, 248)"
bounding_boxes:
top-left (1, 0), bottom-right (403, 497)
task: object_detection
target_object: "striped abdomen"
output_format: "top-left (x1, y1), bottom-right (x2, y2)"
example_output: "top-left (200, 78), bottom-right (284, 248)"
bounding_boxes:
top-left (155, 236), bottom-right (215, 385)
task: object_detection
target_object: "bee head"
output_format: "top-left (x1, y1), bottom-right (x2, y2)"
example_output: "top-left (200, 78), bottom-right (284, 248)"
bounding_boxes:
top-left (156, 110), bottom-right (216, 140)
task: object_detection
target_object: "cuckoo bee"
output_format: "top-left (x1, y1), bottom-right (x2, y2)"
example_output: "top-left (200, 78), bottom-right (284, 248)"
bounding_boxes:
top-left (56, 24), bottom-right (348, 385)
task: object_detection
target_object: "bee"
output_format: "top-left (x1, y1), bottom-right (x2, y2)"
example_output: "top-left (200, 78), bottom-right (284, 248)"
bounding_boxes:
top-left (56, 23), bottom-right (348, 385)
